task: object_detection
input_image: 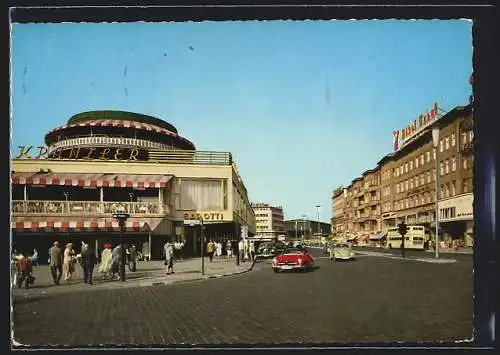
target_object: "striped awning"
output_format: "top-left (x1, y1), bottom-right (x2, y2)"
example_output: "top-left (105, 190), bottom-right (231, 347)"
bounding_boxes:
top-left (47, 119), bottom-right (193, 145)
top-left (11, 218), bottom-right (158, 232)
top-left (11, 172), bottom-right (173, 188)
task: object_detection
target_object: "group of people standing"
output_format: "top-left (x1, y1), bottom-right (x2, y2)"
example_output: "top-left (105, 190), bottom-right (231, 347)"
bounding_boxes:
top-left (205, 238), bottom-right (255, 262)
top-left (43, 241), bottom-right (139, 286)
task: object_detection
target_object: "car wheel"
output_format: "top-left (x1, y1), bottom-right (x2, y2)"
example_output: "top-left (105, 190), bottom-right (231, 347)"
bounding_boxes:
top-left (273, 268), bottom-right (279, 273)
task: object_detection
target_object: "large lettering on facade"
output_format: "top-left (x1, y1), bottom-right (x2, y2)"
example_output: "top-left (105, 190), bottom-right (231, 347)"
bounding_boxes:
top-left (183, 212), bottom-right (225, 221)
top-left (15, 145), bottom-right (148, 161)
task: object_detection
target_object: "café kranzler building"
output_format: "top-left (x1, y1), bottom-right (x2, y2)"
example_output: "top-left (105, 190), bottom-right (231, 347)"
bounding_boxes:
top-left (11, 110), bottom-right (256, 260)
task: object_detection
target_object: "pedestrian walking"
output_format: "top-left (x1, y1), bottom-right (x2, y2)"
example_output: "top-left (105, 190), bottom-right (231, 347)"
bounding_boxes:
top-left (99, 243), bottom-right (113, 279)
top-left (216, 241), bottom-right (222, 260)
top-left (238, 239), bottom-right (245, 262)
top-left (128, 244), bottom-right (137, 272)
top-left (164, 242), bottom-right (174, 274)
top-left (226, 240), bottom-right (233, 259)
top-left (81, 243), bottom-right (98, 285)
top-left (111, 245), bottom-right (122, 280)
top-left (249, 241), bottom-right (255, 261)
top-left (15, 253), bottom-right (34, 289)
top-left (29, 248), bottom-right (39, 266)
top-left (207, 240), bottom-right (215, 262)
top-left (63, 243), bottom-right (76, 282)
top-left (48, 241), bottom-right (63, 285)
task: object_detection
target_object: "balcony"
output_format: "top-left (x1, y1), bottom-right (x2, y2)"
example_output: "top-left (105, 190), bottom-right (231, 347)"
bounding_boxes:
top-left (11, 200), bottom-right (169, 217)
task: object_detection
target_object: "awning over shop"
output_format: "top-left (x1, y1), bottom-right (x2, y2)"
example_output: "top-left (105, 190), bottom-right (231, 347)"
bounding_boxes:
top-left (11, 172), bottom-right (173, 188)
top-left (10, 217), bottom-right (163, 232)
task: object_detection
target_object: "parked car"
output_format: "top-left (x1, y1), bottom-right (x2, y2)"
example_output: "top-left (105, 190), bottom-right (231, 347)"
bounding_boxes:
top-left (256, 242), bottom-right (277, 258)
top-left (272, 247), bottom-right (315, 273)
top-left (330, 243), bottom-right (355, 262)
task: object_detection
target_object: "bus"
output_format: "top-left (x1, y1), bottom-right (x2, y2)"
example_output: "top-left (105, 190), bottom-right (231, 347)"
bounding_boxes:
top-left (386, 225), bottom-right (425, 250)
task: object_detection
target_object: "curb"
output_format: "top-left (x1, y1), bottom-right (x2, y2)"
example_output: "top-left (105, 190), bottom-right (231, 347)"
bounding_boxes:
top-left (139, 267), bottom-right (252, 287)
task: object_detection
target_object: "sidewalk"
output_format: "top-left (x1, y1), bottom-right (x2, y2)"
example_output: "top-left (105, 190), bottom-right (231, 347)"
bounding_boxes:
top-left (11, 256), bottom-right (254, 293)
top-left (425, 247), bottom-right (473, 255)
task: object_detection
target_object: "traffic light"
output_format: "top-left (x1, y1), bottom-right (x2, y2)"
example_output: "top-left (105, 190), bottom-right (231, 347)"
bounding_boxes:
top-left (398, 222), bottom-right (408, 236)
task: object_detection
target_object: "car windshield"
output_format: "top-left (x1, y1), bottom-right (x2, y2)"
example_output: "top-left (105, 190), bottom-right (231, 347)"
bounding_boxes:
top-left (335, 244), bottom-right (350, 248)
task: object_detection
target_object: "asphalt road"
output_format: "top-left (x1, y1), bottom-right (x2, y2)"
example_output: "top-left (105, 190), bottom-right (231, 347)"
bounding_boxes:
top-left (12, 248), bottom-right (473, 347)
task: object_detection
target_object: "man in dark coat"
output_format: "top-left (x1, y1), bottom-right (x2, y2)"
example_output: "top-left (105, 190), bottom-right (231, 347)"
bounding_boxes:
top-left (128, 244), bottom-right (137, 272)
top-left (48, 241), bottom-right (63, 285)
top-left (81, 243), bottom-right (98, 285)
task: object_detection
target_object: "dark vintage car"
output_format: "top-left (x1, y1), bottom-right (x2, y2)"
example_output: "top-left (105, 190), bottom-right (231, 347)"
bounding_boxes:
top-left (256, 241), bottom-right (286, 258)
top-left (271, 247), bottom-right (315, 273)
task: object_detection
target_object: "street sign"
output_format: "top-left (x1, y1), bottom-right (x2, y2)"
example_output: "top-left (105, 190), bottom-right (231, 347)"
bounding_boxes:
top-left (184, 219), bottom-right (201, 226)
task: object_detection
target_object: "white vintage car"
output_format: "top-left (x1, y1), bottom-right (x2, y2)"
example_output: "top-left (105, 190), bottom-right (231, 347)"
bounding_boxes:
top-left (330, 243), bottom-right (355, 262)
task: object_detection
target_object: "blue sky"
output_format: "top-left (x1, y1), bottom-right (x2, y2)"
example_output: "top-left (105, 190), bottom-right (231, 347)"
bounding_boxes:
top-left (10, 20), bottom-right (472, 222)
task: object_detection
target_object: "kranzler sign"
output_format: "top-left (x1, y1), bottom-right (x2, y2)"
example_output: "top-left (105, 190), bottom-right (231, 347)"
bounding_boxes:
top-left (183, 211), bottom-right (226, 221)
top-left (15, 146), bottom-right (148, 161)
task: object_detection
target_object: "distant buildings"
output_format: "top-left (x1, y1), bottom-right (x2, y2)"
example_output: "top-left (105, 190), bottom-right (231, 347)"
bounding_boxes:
top-left (284, 218), bottom-right (331, 240)
top-left (251, 203), bottom-right (285, 240)
top-left (331, 102), bottom-right (474, 247)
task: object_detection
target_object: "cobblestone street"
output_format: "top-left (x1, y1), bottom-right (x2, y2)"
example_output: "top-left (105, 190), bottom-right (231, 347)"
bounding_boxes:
top-left (12, 249), bottom-right (474, 347)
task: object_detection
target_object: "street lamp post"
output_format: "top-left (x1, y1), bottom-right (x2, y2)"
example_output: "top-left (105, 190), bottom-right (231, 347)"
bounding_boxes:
top-left (432, 127), bottom-right (440, 259)
top-left (113, 213), bottom-right (130, 282)
top-left (301, 214), bottom-right (306, 240)
top-left (315, 205), bottom-right (321, 241)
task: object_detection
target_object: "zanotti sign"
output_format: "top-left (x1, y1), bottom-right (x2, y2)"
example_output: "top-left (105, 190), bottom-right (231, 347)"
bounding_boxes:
top-left (393, 103), bottom-right (441, 151)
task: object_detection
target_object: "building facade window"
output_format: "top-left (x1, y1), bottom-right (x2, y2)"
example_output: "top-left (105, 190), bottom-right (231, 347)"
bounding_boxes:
top-left (427, 171), bottom-right (431, 183)
top-left (421, 154), bottom-right (425, 165)
top-left (451, 181), bottom-right (456, 196)
top-left (410, 160), bottom-right (413, 170)
top-left (461, 132), bottom-right (467, 145)
top-left (469, 130), bottom-right (473, 142)
top-left (415, 157), bottom-right (419, 168)
top-left (439, 139), bottom-right (443, 153)
top-left (445, 159), bottom-right (450, 174)
top-left (440, 162), bottom-right (444, 176)
top-left (445, 137), bottom-right (449, 150)
top-left (440, 186), bottom-right (444, 199)
top-left (405, 180), bottom-right (409, 190)
top-left (396, 184), bottom-right (400, 193)
top-left (451, 133), bottom-right (456, 147)
top-left (410, 179), bottom-right (414, 189)
top-left (452, 156), bottom-right (456, 172)
top-left (405, 163), bottom-right (408, 173)
top-left (433, 149), bottom-right (436, 160)
top-left (463, 157), bottom-right (468, 170)
top-left (420, 174), bottom-right (424, 185)
top-left (426, 151), bottom-right (431, 163)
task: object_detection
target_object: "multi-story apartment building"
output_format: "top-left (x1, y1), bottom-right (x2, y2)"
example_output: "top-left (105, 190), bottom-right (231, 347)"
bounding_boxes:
top-left (251, 203), bottom-right (285, 240)
top-left (333, 102), bottom-right (474, 246)
top-left (331, 187), bottom-right (347, 234)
